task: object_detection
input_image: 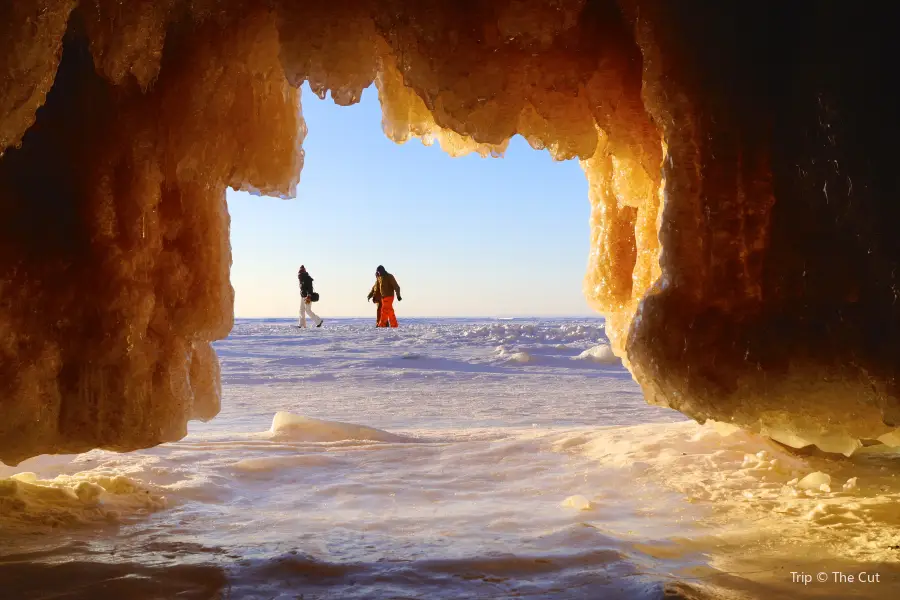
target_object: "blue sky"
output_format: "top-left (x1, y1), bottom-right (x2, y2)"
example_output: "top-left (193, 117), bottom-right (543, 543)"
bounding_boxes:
top-left (227, 85), bottom-right (593, 318)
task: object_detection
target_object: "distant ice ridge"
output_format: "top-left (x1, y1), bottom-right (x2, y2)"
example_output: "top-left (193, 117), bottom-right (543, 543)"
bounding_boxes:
top-left (269, 412), bottom-right (415, 443)
top-left (492, 342), bottom-right (619, 366)
top-left (462, 322), bottom-right (606, 346)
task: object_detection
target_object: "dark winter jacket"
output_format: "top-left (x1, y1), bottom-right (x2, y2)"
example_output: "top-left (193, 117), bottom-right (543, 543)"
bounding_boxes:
top-left (376, 272), bottom-right (400, 299)
top-left (299, 271), bottom-right (315, 298)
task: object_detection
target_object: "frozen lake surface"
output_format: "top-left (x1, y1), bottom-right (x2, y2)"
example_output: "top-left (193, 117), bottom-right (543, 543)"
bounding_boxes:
top-left (2, 318), bottom-right (899, 599)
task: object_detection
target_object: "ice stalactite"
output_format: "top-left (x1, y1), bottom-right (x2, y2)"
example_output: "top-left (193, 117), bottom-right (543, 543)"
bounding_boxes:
top-left (0, 3), bottom-right (302, 464)
top-left (1, 0), bottom-right (899, 462)
top-left (0, 0), bottom-right (79, 151)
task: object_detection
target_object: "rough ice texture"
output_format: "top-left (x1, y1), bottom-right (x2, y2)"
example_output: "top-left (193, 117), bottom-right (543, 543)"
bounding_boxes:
top-left (0, 3), bottom-right (301, 464)
top-left (0, 470), bottom-right (166, 531)
top-left (1, 0), bottom-right (899, 461)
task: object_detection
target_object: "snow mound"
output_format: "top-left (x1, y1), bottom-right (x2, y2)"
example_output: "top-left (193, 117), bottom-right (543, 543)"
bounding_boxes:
top-left (506, 351), bottom-right (532, 363)
top-left (269, 412), bottom-right (411, 443)
top-left (574, 344), bottom-right (618, 364)
top-left (0, 471), bottom-right (166, 530)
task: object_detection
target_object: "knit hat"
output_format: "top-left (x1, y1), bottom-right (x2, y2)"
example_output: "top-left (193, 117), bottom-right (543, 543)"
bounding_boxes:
top-left (376, 265), bottom-right (385, 275)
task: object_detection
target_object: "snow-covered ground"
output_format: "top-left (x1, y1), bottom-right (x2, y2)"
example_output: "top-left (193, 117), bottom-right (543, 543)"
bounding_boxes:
top-left (2, 318), bottom-right (899, 599)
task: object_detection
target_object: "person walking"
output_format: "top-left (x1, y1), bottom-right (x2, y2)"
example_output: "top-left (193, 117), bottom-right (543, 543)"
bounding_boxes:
top-left (374, 265), bottom-right (401, 327)
top-left (297, 265), bottom-right (323, 328)
top-left (366, 278), bottom-right (383, 326)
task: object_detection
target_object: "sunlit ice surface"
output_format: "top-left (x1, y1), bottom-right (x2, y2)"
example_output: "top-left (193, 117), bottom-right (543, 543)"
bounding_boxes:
top-left (2, 318), bottom-right (899, 599)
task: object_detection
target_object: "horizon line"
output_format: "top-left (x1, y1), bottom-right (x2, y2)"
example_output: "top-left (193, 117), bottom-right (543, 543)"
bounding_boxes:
top-left (234, 314), bottom-right (602, 320)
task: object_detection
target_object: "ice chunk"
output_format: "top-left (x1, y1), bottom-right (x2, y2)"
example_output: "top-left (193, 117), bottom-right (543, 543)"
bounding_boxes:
top-left (574, 344), bottom-right (618, 364)
top-left (269, 412), bottom-right (411, 443)
top-left (561, 495), bottom-right (594, 511)
top-left (797, 472), bottom-right (831, 490)
top-left (506, 351), bottom-right (532, 364)
top-left (0, 471), bottom-right (166, 530)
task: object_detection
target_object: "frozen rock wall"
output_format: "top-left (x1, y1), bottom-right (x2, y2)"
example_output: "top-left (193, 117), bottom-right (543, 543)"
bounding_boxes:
top-left (0, 3), bottom-right (302, 464)
top-left (1, 0), bottom-right (897, 462)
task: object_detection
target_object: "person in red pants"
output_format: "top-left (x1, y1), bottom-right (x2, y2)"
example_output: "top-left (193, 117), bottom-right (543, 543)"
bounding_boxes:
top-left (374, 265), bottom-right (401, 327)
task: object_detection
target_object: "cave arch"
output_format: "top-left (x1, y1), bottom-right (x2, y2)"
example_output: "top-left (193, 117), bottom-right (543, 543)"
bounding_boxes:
top-left (1, 0), bottom-right (899, 463)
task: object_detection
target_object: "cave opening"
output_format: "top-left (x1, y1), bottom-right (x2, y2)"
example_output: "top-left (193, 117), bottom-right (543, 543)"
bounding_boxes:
top-left (4, 2), bottom-right (900, 598)
top-left (227, 81), bottom-right (599, 323)
top-left (1, 0), bottom-right (668, 465)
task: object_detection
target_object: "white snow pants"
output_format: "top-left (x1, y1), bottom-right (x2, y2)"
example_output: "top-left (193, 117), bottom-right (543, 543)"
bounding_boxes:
top-left (299, 297), bottom-right (321, 327)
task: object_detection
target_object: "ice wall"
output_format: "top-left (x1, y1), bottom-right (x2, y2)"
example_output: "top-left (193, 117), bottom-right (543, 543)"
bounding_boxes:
top-left (0, 2), bottom-right (302, 464)
top-left (1, 0), bottom-right (898, 462)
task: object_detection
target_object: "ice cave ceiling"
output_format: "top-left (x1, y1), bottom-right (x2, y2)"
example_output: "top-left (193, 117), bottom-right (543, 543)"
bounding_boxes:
top-left (1, 0), bottom-right (898, 463)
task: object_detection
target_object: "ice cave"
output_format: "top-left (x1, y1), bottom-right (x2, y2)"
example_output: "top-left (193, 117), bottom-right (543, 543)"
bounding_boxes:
top-left (2, 0), bottom-right (899, 464)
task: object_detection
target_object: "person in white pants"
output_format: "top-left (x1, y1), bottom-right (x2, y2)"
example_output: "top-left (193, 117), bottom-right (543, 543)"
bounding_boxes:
top-left (297, 265), bottom-right (323, 328)
top-left (299, 297), bottom-right (322, 328)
